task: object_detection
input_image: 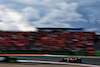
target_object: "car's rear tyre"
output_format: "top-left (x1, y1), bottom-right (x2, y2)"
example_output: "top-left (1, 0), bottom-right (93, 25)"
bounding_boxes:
top-left (60, 59), bottom-right (68, 62)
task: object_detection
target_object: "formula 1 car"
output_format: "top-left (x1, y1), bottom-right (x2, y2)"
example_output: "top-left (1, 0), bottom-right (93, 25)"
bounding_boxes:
top-left (59, 57), bottom-right (82, 63)
top-left (0, 56), bottom-right (17, 62)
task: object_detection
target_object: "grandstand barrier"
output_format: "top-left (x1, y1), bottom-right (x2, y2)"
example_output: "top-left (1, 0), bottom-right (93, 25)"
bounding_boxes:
top-left (94, 51), bottom-right (100, 56)
top-left (0, 50), bottom-right (90, 56)
top-left (0, 50), bottom-right (74, 55)
top-left (8, 58), bottom-right (18, 63)
top-left (2, 50), bottom-right (100, 56)
top-left (73, 51), bottom-right (88, 56)
top-left (87, 51), bottom-right (95, 56)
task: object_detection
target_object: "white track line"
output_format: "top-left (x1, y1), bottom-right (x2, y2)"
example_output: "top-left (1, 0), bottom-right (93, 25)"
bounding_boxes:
top-left (44, 54), bottom-right (100, 58)
top-left (17, 60), bottom-right (100, 67)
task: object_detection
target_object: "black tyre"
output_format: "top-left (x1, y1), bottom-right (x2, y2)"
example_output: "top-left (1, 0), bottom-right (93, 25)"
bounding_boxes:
top-left (77, 59), bottom-right (82, 63)
top-left (60, 59), bottom-right (68, 62)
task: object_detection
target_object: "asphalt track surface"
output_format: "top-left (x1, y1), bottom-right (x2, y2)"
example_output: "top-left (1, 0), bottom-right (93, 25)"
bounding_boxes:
top-left (12, 56), bottom-right (100, 66)
top-left (0, 63), bottom-right (83, 67)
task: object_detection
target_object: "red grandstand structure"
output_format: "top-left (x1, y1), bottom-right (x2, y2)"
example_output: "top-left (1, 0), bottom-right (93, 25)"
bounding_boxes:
top-left (0, 28), bottom-right (95, 54)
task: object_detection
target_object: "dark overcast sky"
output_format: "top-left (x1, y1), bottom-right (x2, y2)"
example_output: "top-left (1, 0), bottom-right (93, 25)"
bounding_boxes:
top-left (0, 0), bottom-right (99, 31)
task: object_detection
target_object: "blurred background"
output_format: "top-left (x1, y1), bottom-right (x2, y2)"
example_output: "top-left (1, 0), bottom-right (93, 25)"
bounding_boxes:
top-left (0, 28), bottom-right (99, 56)
top-left (0, 0), bottom-right (100, 56)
